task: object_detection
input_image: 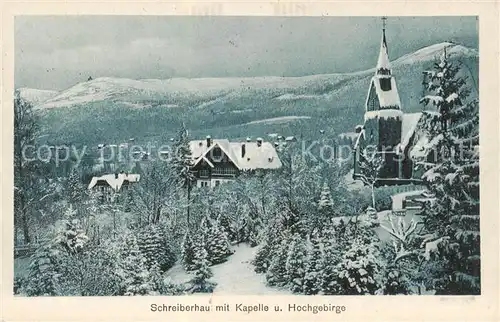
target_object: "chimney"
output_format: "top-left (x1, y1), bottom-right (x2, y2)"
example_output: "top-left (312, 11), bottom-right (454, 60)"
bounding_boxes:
top-left (241, 144), bottom-right (246, 158)
top-left (115, 173), bottom-right (119, 179)
top-left (206, 135), bottom-right (212, 147)
top-left (256, 138), bottom-right (263, 147)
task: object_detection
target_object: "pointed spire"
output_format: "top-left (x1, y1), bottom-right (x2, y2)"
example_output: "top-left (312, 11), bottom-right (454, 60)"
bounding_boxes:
top-left (376, 17), bottom-right (391, 76)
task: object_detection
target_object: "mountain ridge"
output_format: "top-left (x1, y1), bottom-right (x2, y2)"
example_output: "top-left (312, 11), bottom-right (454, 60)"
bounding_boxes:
top-left (20, 42), bottom-right (477, 110)
top-left (18, 42), bottom-right (478, 145)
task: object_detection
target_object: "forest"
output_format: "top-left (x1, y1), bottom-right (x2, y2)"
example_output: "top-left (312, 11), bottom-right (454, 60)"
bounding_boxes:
top-left (13, 54), bottom-right (480, 296)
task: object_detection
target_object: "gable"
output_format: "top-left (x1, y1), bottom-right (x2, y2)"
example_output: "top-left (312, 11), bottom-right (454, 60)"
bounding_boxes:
top-left (191, 140), bottom-right (241, 170)
top-left (190, 139), bottom-right (281, 170)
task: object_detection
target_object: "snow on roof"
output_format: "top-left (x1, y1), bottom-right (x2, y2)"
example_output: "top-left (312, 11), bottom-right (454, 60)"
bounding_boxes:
top-left (353, 129), bottom-right (365, 149)
top-left (190, 139), bottom-right (282, 170)
top-left (376, 31), bottom-right (391, 73)
top-left (374, 77), bottom-right (401, 108)
top-left (88, 173), bottom-right (140, 191)
top-left (400, 113), bottom-right (424, 150)
top-left (364, 108), bottom-right (403, 121)
top-left (391, 190), bottom-right (427, 210)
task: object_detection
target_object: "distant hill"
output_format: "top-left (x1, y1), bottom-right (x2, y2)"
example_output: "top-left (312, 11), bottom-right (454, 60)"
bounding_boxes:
top-left (17, 88), bottom-right (58, 106)
top-left (19, 42), bottom-right (478, 146)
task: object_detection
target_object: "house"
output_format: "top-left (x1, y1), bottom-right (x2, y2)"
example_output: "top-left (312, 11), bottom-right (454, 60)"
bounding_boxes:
top-left (351, 22), bottom-right (433, 186)
top-left (88, 172), bottom-right (140, 201)
top-left (189, 136), bottom-right (282, 188)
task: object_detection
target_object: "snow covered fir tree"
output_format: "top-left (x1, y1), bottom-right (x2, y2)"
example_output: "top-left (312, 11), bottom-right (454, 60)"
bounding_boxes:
top-left (13, 17), bottom-right (481, 296)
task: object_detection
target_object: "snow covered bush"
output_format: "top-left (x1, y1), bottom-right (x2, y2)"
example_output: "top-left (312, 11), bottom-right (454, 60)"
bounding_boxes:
top-left (57, 246), bottom-right (122, 296)
top-left (149, 264), bottom-right (185, 295)
top-left (335, 238), bottom-right (382, 295)
top-left (380, 267), bottom-right (412, 295)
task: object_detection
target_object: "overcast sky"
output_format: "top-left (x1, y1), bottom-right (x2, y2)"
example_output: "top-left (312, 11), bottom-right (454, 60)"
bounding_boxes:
top-left (15, 16), bottom-right (478, 90)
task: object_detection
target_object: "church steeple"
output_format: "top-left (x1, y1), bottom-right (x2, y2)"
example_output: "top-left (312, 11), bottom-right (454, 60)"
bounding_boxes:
top-left (376, 17), bottom-right (391, 76)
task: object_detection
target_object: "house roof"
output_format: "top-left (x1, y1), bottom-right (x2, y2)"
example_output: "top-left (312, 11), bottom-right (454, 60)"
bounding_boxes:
top-left (189, 139), bottom-right (282, 170)
top-left (88, 173), bottom-right (140, 191)
top-left (400, 112), bottom-right (424, 150)
top-left (353, 129), bottom-right (365, 149)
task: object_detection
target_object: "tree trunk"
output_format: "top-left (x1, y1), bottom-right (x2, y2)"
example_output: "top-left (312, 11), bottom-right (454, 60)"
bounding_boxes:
top-left (371, 183), bottom-right (376, 210)
top-left (21, 210), bottom-right (31, 244)
top-left (154, 205), bottom-right (162, 224)
top-left (187, 185), bottom-right (191, 227)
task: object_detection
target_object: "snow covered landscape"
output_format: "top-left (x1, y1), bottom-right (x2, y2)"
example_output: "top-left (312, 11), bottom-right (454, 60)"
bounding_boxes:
top-left (13, 16), bottom-right (480, 297)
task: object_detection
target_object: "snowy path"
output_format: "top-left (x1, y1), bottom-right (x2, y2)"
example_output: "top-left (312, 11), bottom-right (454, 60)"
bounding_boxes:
top-left (167, 243), bottom-right (290, 295)
top-left (211, 243), bottom-right (290, 295)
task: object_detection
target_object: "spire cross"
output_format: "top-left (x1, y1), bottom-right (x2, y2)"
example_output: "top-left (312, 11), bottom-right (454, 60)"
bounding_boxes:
top-left (382, 16), bottom-right (387, 30)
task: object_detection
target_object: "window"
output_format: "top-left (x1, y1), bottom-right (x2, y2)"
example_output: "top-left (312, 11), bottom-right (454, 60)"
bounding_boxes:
top-left (212, 167), bottom-right (238, 176)
top-left (199, 169), bottom-right (210, 177)
top-left (211, 147), bottom-right (223, 161)
top-left (379, 78), bottom-right (392, 91)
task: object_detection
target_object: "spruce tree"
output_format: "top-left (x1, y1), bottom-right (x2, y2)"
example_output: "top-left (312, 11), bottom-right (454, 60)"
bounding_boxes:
top-left (285, 233), bottom-right (307, 293)
top-left (318, 182), bottom-right (334, 212)
top-left (53, 205), bottom-right (89, 255)
top-left (303, 231), bottom-right (324, 295)
top-left (25, 245), bottom-right (61, 296)
top-left (314, 182), bottom-right (335, 230)
top-left (204, 217), bottom-right (232, 265)
top-left (320, 224), bottom-right (342, 294)
top-left (188, 234), bottom-right (216, 293)
top-left (116, 233), bottom-right (153, 296)
top-left (285, 234), bottom-right (307, 293)
top-left (137, 224), bottom-right (175, 271)
top-left (170, 123), bottom-right (196, 226)
top-left (266, 233), bottom-right (291, 287)
top-left (253, 215), bottom-right (284, 273)
top-left (181, 230), bottom-right (196, 271)
top-left (66, 169), bottom-right (84, 207)
top-left (217, 212), bottom-right (237, 242)
top-left (253, 236), bottom-right (273, 273)
top-left (419, 51), bottom-right (480, 294)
